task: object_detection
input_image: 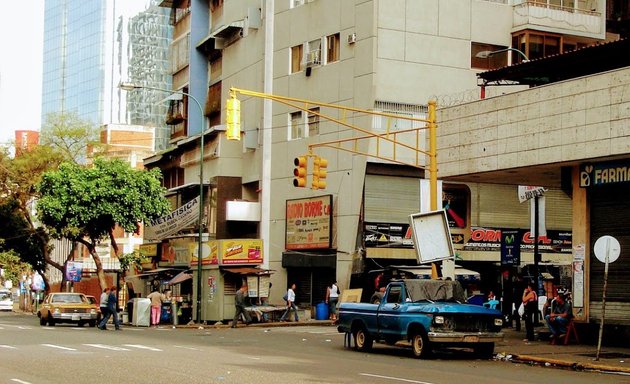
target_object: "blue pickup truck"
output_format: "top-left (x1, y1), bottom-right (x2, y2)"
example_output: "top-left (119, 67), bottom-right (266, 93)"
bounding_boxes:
top-left (337, 279), bottom-right (503, 359)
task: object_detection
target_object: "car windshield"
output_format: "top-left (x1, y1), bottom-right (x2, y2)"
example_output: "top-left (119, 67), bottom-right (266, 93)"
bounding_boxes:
top-left (0, 292), bottom-right (11, 301)
top-left (404, 279), bottom-right (467, 303)
top-left (52, 294), bottom-right (86, 304)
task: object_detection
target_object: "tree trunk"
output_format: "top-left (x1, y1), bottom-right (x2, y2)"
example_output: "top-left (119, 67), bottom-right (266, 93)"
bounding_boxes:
top-left (77, 238), bottom-right (108, 291)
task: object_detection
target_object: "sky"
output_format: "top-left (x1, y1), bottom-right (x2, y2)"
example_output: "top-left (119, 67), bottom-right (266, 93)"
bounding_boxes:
top-left (0, 0), bottom-right (45, 146)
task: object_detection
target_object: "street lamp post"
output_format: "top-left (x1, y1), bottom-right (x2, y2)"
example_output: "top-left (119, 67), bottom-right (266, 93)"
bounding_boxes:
top-left (475, 47), bottom-right (529, 62)
top-left (119, 82), bottom-right (206, 324)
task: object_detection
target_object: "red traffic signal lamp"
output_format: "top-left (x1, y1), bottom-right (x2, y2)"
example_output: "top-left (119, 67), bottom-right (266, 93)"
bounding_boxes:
top-left (293, 156), bottom-right (308, 187)
top-left (312, 156), bottom-right (327, 190)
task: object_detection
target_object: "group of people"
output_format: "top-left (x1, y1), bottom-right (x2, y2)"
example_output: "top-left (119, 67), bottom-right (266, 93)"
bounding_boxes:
top-left (517, 280), bottom-right (573, 343)
top-left (97, 286), bottom-right (121, 331)
top-left (230, 280), bottom-right (341, 327)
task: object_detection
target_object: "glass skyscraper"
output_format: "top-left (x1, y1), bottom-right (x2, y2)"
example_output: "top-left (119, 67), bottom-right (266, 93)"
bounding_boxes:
top-left (41, 0), bottom-right (172, 150)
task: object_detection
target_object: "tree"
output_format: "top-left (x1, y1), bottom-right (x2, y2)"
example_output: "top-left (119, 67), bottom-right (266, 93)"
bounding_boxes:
top-left (36, 158), bottom-right (171, 289)
top-left (39, 111), bottom-right (105, 163)
top-left (0, 249), bottom-right (32, 288)
top-left (0, 145), bottom-right (66, 289)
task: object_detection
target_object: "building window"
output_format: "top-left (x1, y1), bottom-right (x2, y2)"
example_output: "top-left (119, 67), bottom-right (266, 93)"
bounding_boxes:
top-left (291, 0), bottom-right (306, 8)
top-left (307, 107), bottom-right (320, 136)
top-left (289, 111), bottom-right (304, 140)
top-left (291, 44), bottom-right (304, 73)
top-left (307, 39), bottom-right (321, 66)
top-left (512, 31), bottom-right (561, 62)
top-left (289, 108), bottom-right (319, 140)
top-left (471, 42), bottom-right (508, 70)
top-left (326, 33), bottom-right (340, 63)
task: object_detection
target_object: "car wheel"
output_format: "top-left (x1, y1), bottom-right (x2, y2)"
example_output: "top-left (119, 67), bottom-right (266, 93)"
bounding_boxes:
top-left (411, 332), bottom-right (431, 359)
top-left (474, 343), bottom-right (495, 359)
top-left (39, 315), bottom-right (46, 326)
top-left (48, 317), bottom-right (55, 326)
top-left (88, 320), bottom-right (96, 328)
top-left (353, 326), bottom-right (373, 352)
top-left (78, 321), bottom-right (85, 327)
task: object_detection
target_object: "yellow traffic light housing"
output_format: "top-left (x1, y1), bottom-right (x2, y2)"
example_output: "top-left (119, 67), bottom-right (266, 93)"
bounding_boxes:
top-left (312, 156), bottom-right (327, 190)
top-left (226, 96), bottom-right (241, 141)
top-left (293, 156), bottom-right (308, 188)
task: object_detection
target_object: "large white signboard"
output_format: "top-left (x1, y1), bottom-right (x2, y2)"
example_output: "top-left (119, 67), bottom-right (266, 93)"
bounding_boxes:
top-left (408, 210), bottom-right (455, 264)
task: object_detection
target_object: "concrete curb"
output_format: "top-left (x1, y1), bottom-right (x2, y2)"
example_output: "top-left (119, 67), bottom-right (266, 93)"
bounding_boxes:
top-left (512, 354), bottom-right (630, 374)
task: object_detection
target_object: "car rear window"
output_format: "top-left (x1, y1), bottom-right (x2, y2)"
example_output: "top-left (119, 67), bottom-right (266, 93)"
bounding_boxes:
top-left (52, 294), bottom-right (86, 303)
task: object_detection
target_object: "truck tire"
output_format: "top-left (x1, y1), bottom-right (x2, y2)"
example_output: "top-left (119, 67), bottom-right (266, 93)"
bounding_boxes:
top-left (353, 326), bottom-right (373, 352)
top-left (411, 332), bottom-right (431, 359)
top-left (474, 343), bottom-right (495, 359)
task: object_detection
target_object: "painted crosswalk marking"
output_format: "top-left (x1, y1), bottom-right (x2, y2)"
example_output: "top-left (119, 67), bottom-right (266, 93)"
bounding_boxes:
top-left (0, 344), bottom-right (17, 349)
top-left (83, 344), bottom-right (130, 351)
top-left (123, 344), bottom-right (162, 351)
top-left (41, 344), bottom-right (77, 351)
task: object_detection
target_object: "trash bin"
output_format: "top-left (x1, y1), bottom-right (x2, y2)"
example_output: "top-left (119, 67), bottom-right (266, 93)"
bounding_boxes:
top-left (315, 302), bottom-right (329, 320)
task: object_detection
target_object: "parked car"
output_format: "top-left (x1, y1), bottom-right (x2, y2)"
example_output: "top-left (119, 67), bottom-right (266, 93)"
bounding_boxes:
top-left (85, 295), bottom-right (102, 323)
top-left (337, 279), bottom-right (504, 359)
top-left (0, 289), bottom-right (13, 311)
top-left (37, 292), bottom-right (99, 327)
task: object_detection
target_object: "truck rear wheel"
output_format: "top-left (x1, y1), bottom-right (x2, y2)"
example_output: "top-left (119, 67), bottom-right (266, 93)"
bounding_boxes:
top-left (411, 332), bottom-right (431, 359)
top-left (353, 326), bottom-right (373, 352)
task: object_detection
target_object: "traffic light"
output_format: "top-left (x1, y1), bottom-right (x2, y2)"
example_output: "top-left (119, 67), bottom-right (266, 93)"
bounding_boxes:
top-left (293, 156), bottom-right (308, 187)
top-left (312, 156), bottom-right (327, 190)
top-left (226, 96), bottom-right (241, 140)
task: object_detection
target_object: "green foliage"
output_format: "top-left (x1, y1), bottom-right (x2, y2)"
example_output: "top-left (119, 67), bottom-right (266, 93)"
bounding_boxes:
top-left (36, 158), bottom-right (171, 245)
top-left (119, 250), bottom-right (146, 272)
top-left (0, 199), bottom-right (48, 271)
top-left (39, 111), bottom-right (105, 163)
top-left (0, 250), bottom-right (31, 286)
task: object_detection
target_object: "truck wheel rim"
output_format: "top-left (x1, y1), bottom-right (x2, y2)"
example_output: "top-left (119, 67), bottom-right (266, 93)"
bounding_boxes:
top-left (413, 336), bottom-right (423, 354)
top-left (357, 331), bottom-right (365, 346)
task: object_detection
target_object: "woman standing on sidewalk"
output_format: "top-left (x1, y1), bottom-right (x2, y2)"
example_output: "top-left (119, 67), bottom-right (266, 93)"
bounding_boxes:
top-left (522, 281), bottom-right (538, 342)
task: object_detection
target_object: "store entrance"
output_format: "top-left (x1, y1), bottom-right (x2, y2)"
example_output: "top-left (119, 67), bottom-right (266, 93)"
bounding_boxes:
top-left (286, 268), bottom-right (335, 307)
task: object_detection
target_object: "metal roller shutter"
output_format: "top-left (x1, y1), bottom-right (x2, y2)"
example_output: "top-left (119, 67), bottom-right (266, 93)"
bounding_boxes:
top-left (364, 174), bottom-right (420, 223)
top-left (589, 183), bottom-right (630, 322)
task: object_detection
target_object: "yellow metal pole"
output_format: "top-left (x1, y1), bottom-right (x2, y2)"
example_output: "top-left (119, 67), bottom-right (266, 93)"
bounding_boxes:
top-left (428, 100), bottom-right (437, 211)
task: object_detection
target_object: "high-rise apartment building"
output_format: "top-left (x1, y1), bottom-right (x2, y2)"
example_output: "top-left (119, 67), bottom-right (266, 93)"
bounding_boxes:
top-left (145, 0), bottom-right (612, 323)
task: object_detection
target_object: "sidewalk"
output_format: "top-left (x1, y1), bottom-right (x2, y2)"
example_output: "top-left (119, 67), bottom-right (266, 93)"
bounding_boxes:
top-left (495, 326), bottom-right (630, 375)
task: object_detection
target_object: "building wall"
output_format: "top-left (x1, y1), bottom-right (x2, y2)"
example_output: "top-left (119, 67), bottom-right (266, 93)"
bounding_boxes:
top-left (438, 67), bottom-right (630, 177)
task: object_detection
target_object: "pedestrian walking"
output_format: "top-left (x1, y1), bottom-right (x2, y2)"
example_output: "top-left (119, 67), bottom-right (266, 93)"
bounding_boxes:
top-left (280, 283), bottom-right (299, 322)
top-left (522, 281), bottom-right (538, 342)
top-left (98, 287), bottom-right (109, 327)
top-left (231, 285), bottom-right (252, 328)
top-left (99, 286), bottom-right (121, 330)
top-left (325, 281), bottom-right (340, 321)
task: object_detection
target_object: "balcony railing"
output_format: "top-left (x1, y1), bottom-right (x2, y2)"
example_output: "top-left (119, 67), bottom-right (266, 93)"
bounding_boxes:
top-left (513, 1), bottom-right (603, 38)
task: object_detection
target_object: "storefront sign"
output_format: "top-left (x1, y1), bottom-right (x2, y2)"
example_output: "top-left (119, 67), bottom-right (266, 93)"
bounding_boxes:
top-left (286, 195), bottom-right (332, 250)
top-left (518, 185), bottom-right (546, 203)
top-left (144, 196), bottom-right (200, 241)
top-left (500, 229), bottom-right (521, 266)
top-left (580, 160), bottom-right (630, 187)
top-left (463, 227), bottom-right (572, 253)
top-left (190, 241), bottom-right (219, 266)
top-left (364, 222), bottom-right (414, 248)
top-left (220, 239), bottom-right (263, 265)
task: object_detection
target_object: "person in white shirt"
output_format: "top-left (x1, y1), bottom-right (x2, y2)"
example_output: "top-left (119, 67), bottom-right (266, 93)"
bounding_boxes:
top-left (325, 281), bottom-right (340, 321)
top-left (280, 283), bottom-right (299, 322)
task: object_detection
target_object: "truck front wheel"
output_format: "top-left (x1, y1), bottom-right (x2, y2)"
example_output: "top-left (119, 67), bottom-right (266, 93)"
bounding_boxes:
top-left (353, 327), bottom-right (373, 352)
top-left (411, 332), bottom-right (431, 359)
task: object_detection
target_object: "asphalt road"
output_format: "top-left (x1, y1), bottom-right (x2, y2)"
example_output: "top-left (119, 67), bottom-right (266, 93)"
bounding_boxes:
top-left (0, 312), bottom-right (624, 384)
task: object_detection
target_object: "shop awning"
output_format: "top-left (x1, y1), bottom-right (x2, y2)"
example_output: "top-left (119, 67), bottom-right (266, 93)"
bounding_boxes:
top-left (168, 271), bottom-right (193, 285)
top-left (222, 267), bottom-right (274, 276)
top-left (124, 268), bottom-right (180, 281)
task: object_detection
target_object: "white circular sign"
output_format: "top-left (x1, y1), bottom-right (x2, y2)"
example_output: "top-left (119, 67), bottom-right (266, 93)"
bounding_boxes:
top-left (594, 235), bottom-right (621, 264)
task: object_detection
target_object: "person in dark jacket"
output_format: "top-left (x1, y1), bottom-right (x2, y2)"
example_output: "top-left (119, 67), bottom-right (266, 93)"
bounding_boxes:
top-left (99, 286), bottom-right (121, 330)
top-left (231, 285), bottom-right (251, 328)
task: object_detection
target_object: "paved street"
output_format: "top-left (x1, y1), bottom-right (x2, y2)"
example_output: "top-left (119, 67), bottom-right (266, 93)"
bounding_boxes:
top-left (1, 312), bottom-right (626, 384)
